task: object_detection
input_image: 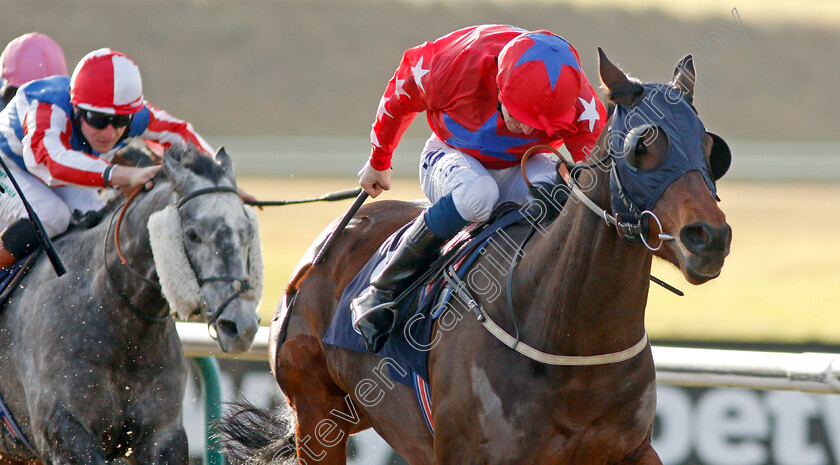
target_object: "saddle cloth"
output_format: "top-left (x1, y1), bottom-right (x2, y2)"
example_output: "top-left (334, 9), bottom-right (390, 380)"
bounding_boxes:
top-left (323, 206), bottom-right (531, 387)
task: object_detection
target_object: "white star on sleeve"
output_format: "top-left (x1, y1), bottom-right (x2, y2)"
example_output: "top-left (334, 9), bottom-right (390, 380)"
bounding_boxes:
top-left (577, 97), bottom-right (600, 132)
top-left (394, 79), bottom-right (408, 99)
top-left (375, 95), bottom-right (392, 121)
top-left (411, 57), bottom-right (430, 93)
top-left (371, 127), bottom-right (381, 148)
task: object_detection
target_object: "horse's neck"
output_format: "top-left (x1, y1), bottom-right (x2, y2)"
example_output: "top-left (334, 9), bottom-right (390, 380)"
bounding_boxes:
top-left (516, 167), bottom-right (651, 354)
top-left (104, 188), bottom-right (171, 321)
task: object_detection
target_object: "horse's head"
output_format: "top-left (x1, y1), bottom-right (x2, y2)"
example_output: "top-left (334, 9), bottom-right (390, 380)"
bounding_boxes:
top-left (598, 49), bottom-right (732, 284)
top-left (148, 145), bottom-right (262, 353)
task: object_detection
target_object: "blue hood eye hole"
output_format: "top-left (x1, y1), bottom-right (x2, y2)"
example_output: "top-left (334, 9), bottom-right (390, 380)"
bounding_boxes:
top-left (623, 124), bottom-right (669, 172)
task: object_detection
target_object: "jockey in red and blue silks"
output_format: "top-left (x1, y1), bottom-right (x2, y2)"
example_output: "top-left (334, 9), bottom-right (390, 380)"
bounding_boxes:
top-left (352, 24), bottom-right (607, 354)
top-left (0, 48), bottom-right (221, 270)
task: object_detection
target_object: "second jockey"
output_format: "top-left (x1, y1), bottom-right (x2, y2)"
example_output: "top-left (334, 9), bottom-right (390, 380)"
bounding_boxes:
top-left (0, 48), bottom-right (247, 270)
top-left (351, 24), bottom-right (607, 353)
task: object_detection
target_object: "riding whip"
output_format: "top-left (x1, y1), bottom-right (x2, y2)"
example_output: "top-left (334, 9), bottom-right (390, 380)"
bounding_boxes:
top-left (245, 187), bottom-right (362, 207)
top-left (312, 189), bottom-right (369, 266)
top-left (0, 156), bottom-right (66, 276)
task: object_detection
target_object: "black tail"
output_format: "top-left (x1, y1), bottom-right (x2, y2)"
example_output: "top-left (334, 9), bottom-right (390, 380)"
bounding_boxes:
top-left (214, 400), bottom-right (298, 465)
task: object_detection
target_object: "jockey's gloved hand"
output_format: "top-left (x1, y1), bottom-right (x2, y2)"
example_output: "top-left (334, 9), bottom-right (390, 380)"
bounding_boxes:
top-left (71, 208), bottom-right (105, 229)
top-left (527, 180), bottom-right (570, 225)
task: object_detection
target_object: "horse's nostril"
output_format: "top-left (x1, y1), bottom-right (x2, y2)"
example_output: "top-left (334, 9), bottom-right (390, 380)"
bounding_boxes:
top-left (217, 319), bottom-right (238, 337)
top-left (680, 222), bottom-right (731, 255)
top-left (680, 223), bottom-right (712, 254)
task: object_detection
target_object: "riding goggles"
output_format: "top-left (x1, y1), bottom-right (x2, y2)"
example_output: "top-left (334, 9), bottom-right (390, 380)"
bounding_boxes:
top-left (79, 109), bottom-right (133, 130)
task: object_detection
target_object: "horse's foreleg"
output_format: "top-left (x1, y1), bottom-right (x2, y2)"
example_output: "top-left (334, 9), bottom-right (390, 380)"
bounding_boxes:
top-left (620, 442), bottom-right (663, 465)
top-left (130, 425), bottom-right (188, 465)
top-left (278, 336), bottom-right (367, 465)
top-left (36, 414), bottom-right (108, 465)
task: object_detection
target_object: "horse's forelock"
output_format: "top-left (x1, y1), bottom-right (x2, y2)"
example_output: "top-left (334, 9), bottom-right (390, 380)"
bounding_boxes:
top-left (183, 147), bottom-right (230, 185)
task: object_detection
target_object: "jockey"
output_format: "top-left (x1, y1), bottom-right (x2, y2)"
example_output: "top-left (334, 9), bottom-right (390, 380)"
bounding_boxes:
top-left (0, 48), bottom-right (233, 270)
top-left (0, 32), bottom-right (68, 109)
top-left (352, 25), bottom-right (607, 353)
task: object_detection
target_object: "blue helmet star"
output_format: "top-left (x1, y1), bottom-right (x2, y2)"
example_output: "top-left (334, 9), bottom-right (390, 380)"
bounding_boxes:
top-left (442, 113), bottom-right (536, 161)
top-left (515, 34), bottom-right (580, 88)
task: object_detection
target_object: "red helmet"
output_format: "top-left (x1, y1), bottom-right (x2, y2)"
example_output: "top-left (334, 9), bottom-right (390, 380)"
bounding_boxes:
top-left (0, 32), bottom-right (68, 87)
top-left (497, 31), bottom-right (583, 136)
top-left (70, 48), bottom-right (144, 114)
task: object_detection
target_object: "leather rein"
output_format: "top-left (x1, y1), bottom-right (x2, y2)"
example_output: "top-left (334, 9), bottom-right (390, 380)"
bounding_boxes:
top-left (448, 145), bottom-right (660, 366)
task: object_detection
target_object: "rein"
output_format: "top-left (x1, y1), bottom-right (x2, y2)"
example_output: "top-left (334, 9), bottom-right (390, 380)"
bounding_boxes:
top-left (105, 193), bottom-right (168, 323)
top-left (522, 145), bottom-right (683, 297)
top-left (448, 144), bottom-right (692, 366)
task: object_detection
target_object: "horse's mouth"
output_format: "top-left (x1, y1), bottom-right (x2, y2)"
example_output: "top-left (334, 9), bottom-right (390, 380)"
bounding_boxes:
top-left (683, 264), bottom-right (721, 285)
top-left (663, 239), bottom-right (727, 285)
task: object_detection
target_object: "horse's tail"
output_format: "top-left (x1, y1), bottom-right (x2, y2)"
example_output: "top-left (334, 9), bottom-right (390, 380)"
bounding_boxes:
top-left (215, 400), bottom-right (298, 465)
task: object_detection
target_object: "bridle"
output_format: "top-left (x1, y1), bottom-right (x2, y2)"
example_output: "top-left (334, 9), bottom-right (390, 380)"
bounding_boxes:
top-left (520, 144), bottom-right (675, 252)
top-left (433, 142), bottom-right (664, 367)
top-left (172, 186), bottom-right (253, 327)
top-left (107, 181), bottom-right (253, 330)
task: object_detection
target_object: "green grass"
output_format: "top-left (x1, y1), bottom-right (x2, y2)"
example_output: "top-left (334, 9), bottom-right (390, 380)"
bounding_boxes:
top-left (239, 176), bottom-right (840, 345)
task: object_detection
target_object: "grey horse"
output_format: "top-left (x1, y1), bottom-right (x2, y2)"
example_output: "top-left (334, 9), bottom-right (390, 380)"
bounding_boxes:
top-left (0, 144), bottom-right (262, 464)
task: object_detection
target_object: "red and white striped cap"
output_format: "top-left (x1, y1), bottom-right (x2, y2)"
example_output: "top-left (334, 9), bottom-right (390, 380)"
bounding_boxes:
top-left (70, 48), bottom-right (144, 114)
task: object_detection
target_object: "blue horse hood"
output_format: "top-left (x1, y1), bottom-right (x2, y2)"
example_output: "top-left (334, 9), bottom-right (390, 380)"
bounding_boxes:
top-left (608, 83), bottom-right (717, 217)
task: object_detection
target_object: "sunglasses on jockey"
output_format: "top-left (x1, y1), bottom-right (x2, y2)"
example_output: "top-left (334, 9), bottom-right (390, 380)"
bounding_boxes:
top-left (79, 109), bottom-right (133, 130)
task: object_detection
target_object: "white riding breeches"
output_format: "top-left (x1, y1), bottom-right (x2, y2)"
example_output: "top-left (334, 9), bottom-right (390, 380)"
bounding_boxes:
top-left (0, 161), bottom-right (105, 237)
top-left (418, 134), bottom-right (557, 223)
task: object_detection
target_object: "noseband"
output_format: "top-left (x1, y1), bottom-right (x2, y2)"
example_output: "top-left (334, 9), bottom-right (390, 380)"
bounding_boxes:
top-left (110, 183), bottom-right (251, 327)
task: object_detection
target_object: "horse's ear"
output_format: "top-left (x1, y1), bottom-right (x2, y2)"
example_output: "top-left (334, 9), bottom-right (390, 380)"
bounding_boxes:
top-left (163, 144), bottom-right (187, 179)
top-left (598, 47), bottom-right (643, 107)
top-left (671, 54), bottom-right (696, 101)
top-left (214, 146), bottom-right (237, 183)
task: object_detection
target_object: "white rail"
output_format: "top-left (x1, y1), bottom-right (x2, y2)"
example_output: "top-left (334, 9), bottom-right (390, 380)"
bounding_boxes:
top-left (176, 323), bottom-right (840, 394)
top-left (178, 322), bottom-right (271, 362)
top-left (652, 346), bottom-right (840, 394)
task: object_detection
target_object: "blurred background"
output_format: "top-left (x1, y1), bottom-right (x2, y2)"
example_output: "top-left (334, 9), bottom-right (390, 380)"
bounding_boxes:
top-left (4, 1), bottom-right (840, 463)
top-left (8, 0), bottom-right (838, 141)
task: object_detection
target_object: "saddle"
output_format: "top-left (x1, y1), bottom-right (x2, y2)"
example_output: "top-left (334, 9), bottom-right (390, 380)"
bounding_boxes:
top-left (0, 251), bottom-right (41, 309)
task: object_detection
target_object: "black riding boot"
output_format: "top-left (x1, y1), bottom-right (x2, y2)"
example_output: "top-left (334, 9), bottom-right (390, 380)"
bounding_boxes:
top-left (351, 214), bottom-right (448, 353)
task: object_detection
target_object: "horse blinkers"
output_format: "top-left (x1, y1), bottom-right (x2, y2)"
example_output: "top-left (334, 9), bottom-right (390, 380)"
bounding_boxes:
top-left (707, 131), bottom-right (731, 181)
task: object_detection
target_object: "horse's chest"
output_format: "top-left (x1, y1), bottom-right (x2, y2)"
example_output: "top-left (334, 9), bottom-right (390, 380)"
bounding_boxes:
top-left (453, 362), bottom-right (655, 460)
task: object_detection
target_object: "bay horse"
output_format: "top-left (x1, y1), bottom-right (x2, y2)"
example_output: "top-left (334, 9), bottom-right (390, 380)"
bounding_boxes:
top-left (0, 145), bottom-right (263, 464)
top-left (221, 49), bottom-right (732, 464)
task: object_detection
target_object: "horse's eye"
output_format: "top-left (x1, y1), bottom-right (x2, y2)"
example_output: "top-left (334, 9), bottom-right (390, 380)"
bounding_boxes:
top-left (626, 141), bottom-right (646, 168)
top-left (186, 229), bottom-right (202, 244)
top-left (634, 141), bottom-right (647, 157)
